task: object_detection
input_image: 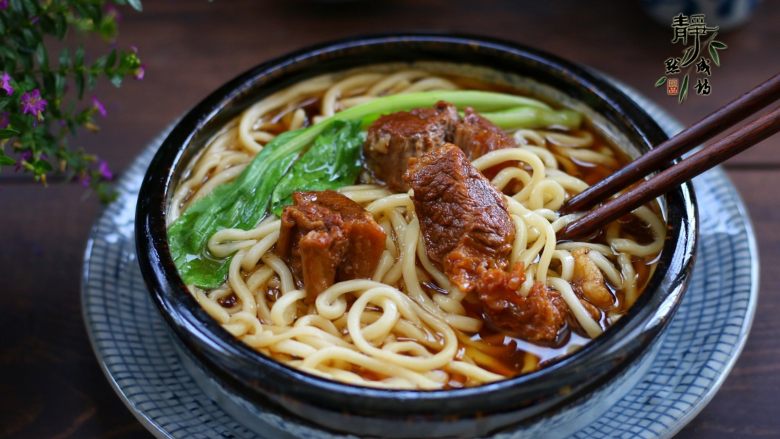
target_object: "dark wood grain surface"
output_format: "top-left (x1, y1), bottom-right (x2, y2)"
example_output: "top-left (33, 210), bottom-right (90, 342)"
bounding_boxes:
top-left (1, 1), bottom-right (778, 438)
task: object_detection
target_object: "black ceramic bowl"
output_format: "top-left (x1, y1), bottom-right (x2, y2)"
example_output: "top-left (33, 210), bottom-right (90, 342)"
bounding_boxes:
top-left (136, 34), bottom-right (697, 438)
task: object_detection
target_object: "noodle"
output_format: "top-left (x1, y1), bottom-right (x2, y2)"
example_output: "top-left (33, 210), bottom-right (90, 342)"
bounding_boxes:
top-left (172, 67), bottom-right (666, 389)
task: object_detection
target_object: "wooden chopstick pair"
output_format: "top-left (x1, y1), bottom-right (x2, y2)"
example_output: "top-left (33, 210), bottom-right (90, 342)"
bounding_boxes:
top-left (557, 73), bottom-right (780, 241)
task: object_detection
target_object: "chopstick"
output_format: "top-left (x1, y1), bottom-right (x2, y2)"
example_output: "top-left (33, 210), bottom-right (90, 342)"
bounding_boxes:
top-left (558, 105), bottom-right (780, 241)
top-left (561, 73), bottom-right (780, 214)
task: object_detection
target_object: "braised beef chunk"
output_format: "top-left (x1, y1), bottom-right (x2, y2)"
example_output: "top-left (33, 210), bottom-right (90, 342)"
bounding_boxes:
top-left (405, 144), bottom-right (566, 343)
top-left (404, 143), bottom-right (515, 292)
top-left (276, 191), bottom-right (386, 301)
top-left (364, 101), bottom-right (458, 192)
top-left (454, 107), bottom-right (517, 158)
top-left (479, 278), bottom-right (568, 344)
top-left (364, 101), bottom-right (515, 192)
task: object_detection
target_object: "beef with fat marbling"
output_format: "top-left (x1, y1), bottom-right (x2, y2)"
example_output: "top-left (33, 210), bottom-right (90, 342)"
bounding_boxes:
top-left (364, 101), bottom-right (516, 192)
top-left (364, 101), bottom-right (458, 192)
top-left (275, 190), bottom-right (386, 301)
top-left (453, 107), bottom-right (517, 158)
top-left (405, 144), bottom-right (566, 343)
top-left (404, 143), bottom-right (514, 290)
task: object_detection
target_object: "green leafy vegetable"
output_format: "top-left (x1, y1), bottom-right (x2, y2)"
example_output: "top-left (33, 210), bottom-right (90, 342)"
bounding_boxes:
top-left (271, 120), bottom-right (365, 215)
top-left (176, 253), bottom-right (231, 290)
top-left (168, 128), bottom-right (306, 288)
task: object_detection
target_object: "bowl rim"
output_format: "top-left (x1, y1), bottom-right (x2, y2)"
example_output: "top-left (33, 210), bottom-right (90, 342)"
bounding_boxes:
top-left (135, 33), bottom-right (697, 419)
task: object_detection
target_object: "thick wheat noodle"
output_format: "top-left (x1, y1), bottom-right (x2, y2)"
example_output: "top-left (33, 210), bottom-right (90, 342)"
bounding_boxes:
top-left (173, 67), bottom-right (667, 389)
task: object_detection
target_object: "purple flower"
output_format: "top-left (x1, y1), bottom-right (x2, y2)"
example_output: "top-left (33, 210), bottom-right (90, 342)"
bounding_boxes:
top-left (79, 173), bottom-right (91, 187)
top-left (98, 160), bottom-right (113, 180)
top-left (30, 16), bottom-right (39, 25)
top-left (134, 64), bottom-right (145, 80)
top-left (0, 0), bottom-right (8, 10)
top-left (92, 97), bottom-right (107, 117)
top-left (15, 151), bottom-right (32, 172)
top-left (20, 89), bottom-right (47, 119)
top-left (0, 112), bottom-right (8, 129)
top-left (1, 72), bottom-right (13, 96)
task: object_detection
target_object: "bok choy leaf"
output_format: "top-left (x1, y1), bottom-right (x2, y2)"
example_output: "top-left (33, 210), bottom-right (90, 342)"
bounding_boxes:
top-left (168, 128), bottom-right (306, 288)
top-left (270, 120), bottom-right (364, 215)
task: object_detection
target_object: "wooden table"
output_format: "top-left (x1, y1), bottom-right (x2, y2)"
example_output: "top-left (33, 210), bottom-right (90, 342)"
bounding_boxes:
top-left (1, 1), bottom-right (777, 437)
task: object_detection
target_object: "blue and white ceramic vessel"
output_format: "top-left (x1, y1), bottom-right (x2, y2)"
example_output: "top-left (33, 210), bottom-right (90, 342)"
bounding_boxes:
top-left (641, 0), bottom-right (760, 30)
top-left (83, 36), bottom-right (758, 438)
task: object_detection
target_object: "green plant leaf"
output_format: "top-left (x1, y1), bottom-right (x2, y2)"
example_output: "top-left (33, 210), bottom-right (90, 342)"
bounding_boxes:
top-left (19, 52), bottom-right (33, 71)
top-left (21, 27), bottom-right (36, 46)
top-left (0, 152), bottom-right (15, 166)
top-left (39, 15), bottom-right (54, 34)
top-left (86, 72), bottom-right (97, 90)
top-left (54, 14), bottom-right (67, 39)
top-left (94, 181), bottom-right (119, 204)
top-left (75, 72), bottom-right (85, 98)
top-left (709, 45), bottom-right (721, 66)
top-left (106, 49), bottom-right (117, 71)
top-left (35, 42), bottom-right (48, 67)
top-left (98, 16), bottom-right (118, 40)
top-left (31, 159), bottom-right (53, 175)
top-left (128, 0), bottom-right (143, 11)
top-left (93, 55), bottom-right (107, 71)
top-left (75, 47), bottom-right (85, 68)
top-left (678, 74), bottom-right (689, 104)
top-left (54, 73), bottom-right (66, 96)
top-left (655, 76), bottom-right (667, 87)
top-left (0, 128), bottom-right (20, 138)
top-left (711, 41), bottom-right (728, 50)
top-left (21, 0), bottom-right (37, 15)
top-left (0, 46), bottom-right (16, 62)
top-left (43, 72), bottom-right (55, 93)
top-left (58, 48), bottom-right (70, 68)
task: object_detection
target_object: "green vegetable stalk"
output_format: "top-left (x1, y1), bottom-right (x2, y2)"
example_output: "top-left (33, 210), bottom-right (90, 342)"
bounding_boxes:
top-left (478, 107), bottom-right (581, 130)
top-left (168, 90), bottom-right (581, 288)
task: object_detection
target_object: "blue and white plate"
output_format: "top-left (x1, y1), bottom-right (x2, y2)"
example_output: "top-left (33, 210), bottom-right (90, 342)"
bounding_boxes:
top-left (82, 83), bottom-right (758, 439)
